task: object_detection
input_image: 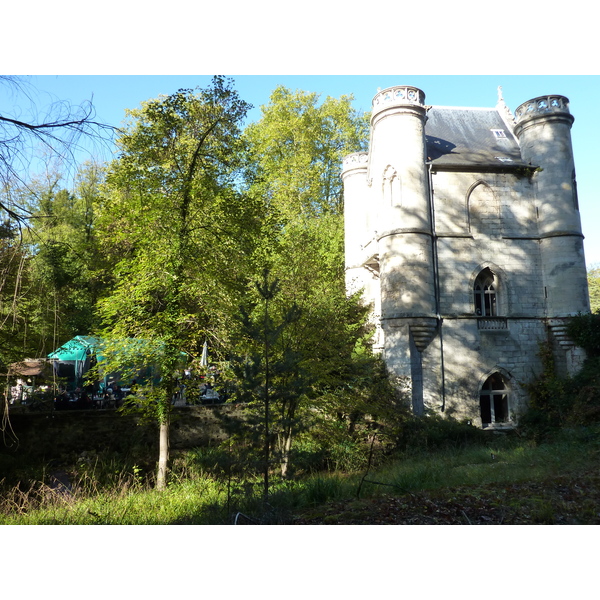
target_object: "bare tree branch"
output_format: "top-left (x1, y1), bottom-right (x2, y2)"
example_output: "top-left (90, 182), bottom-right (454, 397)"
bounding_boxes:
top-left (0, 76), bottom-right (118, 227)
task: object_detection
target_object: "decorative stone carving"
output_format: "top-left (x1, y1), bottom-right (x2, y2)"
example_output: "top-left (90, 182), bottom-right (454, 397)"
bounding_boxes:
top-left (342, 152), bottom-right (368, 169)
top-left (409, 319), bottom-right (438, 353)
top-left (372, 86), bottom-right (425, 109)
top-left (515, 95), bottom-right (571, 123)
top-left (478, 317), bottom-right (508, 331)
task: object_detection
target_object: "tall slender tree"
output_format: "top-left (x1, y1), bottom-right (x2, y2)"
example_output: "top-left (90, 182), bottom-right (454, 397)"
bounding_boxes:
top-left (95, 77), bottom-right (260, 489)
top-left (228, 87), bottom-right (377, 480)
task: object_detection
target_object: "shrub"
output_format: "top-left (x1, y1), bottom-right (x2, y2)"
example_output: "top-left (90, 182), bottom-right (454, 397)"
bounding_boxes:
top-left (566, 312), bottom-right (600, 357)
top-left (520, 339), bottom-right (600, 440)
top-left (392, 412), bottom-right (489, 454)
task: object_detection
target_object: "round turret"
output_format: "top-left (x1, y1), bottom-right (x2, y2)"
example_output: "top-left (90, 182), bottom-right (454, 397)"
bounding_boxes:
top-left (514, 94), bottom-right (589, 317)
top-left (368, 86), bottom-right (436, 324)
top-left (370, 86), bottom-right (430, 233)
top-left (514, 95), bottom-right (578, 235)
top-left (342, 151), bottom-right (373, 297)
top-left (342, 151), bottom-right (370, 269)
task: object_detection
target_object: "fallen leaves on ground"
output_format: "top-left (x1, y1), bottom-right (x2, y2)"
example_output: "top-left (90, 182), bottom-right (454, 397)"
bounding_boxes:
top-left (290, 469), bottom-right (600, 525)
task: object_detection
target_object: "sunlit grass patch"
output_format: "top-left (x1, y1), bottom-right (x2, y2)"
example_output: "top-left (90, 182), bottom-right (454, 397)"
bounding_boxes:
top-left (1, 425), bottom-right (599, 524)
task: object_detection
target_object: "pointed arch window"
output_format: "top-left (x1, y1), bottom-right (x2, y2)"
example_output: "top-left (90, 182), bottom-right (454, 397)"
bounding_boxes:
top-left (383, 166), bottom-right (401, 207)
top-left (467, 181), bottom-right (500, 235)
top-left (474, 268), bottom-right (497, 316)
top-left (480, 373), bottom-right (510, 427)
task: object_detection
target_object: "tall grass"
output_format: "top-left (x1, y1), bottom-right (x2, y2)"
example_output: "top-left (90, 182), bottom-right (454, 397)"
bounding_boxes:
top-left (1, 426), bottom-right (598, 524)
top-left (366, 430), bottom-right (599, 496)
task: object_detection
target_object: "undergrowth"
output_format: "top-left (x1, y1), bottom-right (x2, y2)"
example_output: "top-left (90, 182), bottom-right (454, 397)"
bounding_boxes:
top-left (1, 425), bottom-right (598, 525)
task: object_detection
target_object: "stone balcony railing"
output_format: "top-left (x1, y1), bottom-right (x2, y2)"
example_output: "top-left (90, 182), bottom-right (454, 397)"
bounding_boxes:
top-left (477, 317), bottom-right (508, 331)
top-left (372, 86), bottom-right (426, 109)
top-left (515, 95), bottom-right (571, 123)
top-left (342, 151), bottom-right (369, 173)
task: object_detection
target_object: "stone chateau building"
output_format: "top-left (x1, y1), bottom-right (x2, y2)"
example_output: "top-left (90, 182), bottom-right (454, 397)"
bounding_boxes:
top-left (342, 85), bottom-right (590, 428)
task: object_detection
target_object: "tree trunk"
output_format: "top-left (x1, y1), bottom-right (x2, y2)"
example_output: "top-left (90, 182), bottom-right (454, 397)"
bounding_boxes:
top-left (279, 431), bottom-right (294, 479)
top-left (156, 416), bottom-right (170, 490)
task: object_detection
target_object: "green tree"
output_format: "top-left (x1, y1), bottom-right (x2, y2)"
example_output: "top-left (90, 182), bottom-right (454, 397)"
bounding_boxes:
top-left (0, 76), bottom-right (115, 393)
top-left (0, 215), bottom-right (30, 370)
top-left (243, 85), bottom-right (369, 219)
top-left (231, 269), bottom-right (306, 498)
top-left (588, 265), bottom-right (600, 313)
top-left (228, 86), bottom-right (379, 480)
top-left (17, 163), bottom-right (109, 357)
top-left (0, 76), bottom-right (116, 230)
top-left (95, 77), bottom-right (258, 489)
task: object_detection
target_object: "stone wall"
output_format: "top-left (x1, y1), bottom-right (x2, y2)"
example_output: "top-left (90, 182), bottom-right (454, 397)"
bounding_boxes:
top-left (1, 405), bottom-right (247, 460)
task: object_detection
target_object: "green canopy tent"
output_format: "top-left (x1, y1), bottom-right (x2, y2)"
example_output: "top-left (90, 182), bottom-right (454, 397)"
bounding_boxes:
top-left (48, 336), bottom-right (189, 392)
top-left (47, 336), bottom-right (102, 389)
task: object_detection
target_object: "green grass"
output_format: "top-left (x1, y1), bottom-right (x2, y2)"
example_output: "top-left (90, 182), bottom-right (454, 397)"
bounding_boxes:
top-left (1, 426), bottom-right (598, 524)
top-left (364, 430), bottom-right (599, 495)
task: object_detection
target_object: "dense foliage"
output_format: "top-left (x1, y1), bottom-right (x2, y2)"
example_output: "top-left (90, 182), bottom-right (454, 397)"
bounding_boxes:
top-left (2, 77), bottom-right (396, 490)
top-left (519, 313), bottom-right (600, 440)
top-left (587, 266), bottom-right (600, 313)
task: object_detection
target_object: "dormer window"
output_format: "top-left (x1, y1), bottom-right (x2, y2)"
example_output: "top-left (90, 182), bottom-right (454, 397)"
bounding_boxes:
top-left (491, 129), bottom-right (507, 138)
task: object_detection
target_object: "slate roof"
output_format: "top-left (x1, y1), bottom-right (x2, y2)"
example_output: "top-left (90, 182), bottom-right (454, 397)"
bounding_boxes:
top-left (425, 106), bottom-right (529, 169)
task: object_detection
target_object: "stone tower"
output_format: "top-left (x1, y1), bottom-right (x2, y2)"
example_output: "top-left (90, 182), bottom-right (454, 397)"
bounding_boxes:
top-left (343, 85), bottom-right (590, 428)
top-left (514, 96), bottom-right (590, 370)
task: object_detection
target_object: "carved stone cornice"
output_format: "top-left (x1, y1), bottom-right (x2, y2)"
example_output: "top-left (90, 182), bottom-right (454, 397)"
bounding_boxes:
top-left (341, 151), bottom-right (369, 176)
top-left (371, 86), bottom-right (428, 124)
top-left (514, 95), bottom-right (574, 135)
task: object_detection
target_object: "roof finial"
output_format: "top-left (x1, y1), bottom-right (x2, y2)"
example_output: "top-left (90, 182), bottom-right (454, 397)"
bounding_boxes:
top-left (496, 85), bottom-right (516, 129)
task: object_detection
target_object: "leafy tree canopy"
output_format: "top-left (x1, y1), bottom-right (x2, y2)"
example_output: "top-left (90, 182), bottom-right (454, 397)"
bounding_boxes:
top-left (243, 86), bottom-right (369, 219)
top-left (588, 265), bottom-right (600, 313)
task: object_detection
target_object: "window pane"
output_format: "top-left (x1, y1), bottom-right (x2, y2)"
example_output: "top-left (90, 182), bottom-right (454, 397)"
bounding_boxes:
top-left (480, 395), bottom-right (492, 424)
top-left (475, 291), bottom-right (483, 315)
top-left (474, 269), bottom-right (499, 317)
top-left (494, 394), bottom-right (509, 422)
top-left (490, 373), bottom-right (504, 390)
top-left (480, 374), bottom-right (510, 426)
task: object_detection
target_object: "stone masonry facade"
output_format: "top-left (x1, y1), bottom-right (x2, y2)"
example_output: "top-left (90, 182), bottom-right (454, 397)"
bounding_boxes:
top-left (343, 85), bottom-right (590, 428)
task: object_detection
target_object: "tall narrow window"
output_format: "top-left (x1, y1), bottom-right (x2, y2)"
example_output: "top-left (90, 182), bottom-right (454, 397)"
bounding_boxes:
top-left (480, 373), bottom-right (510, 427)
top-left (383, 166), bottom-right (400, 207)
top-left (474, 268), bottom-right (497, 316)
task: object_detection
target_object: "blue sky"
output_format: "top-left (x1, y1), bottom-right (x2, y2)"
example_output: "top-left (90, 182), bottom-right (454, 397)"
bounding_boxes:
top-left (18, 74), bottom-right (600, 268)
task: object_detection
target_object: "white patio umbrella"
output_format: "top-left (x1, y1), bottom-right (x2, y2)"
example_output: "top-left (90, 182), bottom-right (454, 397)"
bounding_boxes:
top-left (200, 340), bottom-right (208, 367)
